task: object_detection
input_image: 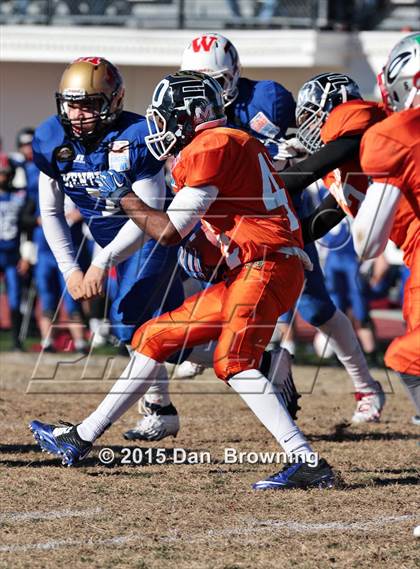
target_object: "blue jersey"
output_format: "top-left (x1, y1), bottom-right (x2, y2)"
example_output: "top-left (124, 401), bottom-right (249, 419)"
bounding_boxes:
top-left (226, 77), bottom-right (296, 158)
top-left (321, 219), bottom-right (356, 256)
top-left (0, 189), bottom-right (26, 254)
top-left (32, 111), bottom-right (163, 248)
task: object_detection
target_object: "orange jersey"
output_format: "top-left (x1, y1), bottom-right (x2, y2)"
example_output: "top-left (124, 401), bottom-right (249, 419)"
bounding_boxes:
top-left (360, 107), bottom-right (420, 268)
top-left (321, 100), bottom-right (387, 217)
top-left (171, 127), bottom-right (303, 268)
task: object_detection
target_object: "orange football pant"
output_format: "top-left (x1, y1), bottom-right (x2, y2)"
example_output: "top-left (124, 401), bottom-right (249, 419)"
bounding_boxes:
top-left (385, 238), bottom-right (420, 375)
top-left (131, 253), bottom-right (304, 381)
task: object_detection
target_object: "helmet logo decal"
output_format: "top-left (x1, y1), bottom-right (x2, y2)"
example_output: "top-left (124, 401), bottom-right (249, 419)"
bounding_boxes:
top-left (386, 51), bottom-right (412, 83)
top-left (73, 56), bottom-right (103, 66)
top-left (194, 102), bottom-right (215, 123)
top-left (191, 36), bottom-right (218, 52)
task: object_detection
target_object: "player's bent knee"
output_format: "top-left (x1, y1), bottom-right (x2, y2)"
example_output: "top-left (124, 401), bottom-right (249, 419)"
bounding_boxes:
top-left (213, 352), bottom-right (262, 382)
top-left (130, 322), bottom-right (173, 362)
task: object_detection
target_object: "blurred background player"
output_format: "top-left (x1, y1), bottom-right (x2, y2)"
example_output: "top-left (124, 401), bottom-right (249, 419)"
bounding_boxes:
top-left (32, 56), bottom-right (187, 431)
top-left (353, 32), bottom-right (420, 425)
top-left (30, 71), bottom-right (336, 491)
top-left (13, 127), bottom-right (88, 352)
top-left (319, 199), bottom-right (379, 366)
top-left (0, 153), bottom-right (27, 351)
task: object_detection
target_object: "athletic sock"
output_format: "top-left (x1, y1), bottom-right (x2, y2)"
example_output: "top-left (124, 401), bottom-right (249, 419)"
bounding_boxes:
top-left (318, 309), bottom-right (378, 393)
top-left (399, 373), bottom-right (420, 416)
top-left (143, 363), bottom-right (171, 408)
top-left (228, 369), bottom-right (314, 461)
top-left (77, 352), bottom-right (160, 442)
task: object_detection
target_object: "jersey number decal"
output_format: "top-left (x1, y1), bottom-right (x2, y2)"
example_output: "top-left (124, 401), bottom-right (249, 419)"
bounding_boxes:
top-left (258, 153), bottom-right (299, 231)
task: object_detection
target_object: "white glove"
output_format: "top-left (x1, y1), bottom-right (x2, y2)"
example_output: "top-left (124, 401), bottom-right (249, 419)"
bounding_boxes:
top-left (272, 137), bottom-right (308, 171)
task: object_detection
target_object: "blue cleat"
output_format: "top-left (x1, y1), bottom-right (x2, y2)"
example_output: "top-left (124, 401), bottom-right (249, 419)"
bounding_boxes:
top-left (29, 420), bottom-right (92, 466)
top-left (252, 458), bottom-right (335, 490)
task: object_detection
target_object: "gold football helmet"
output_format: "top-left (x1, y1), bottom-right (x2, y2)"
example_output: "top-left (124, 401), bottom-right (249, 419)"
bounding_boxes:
top-left (56, 57), bottom-right (125, 140)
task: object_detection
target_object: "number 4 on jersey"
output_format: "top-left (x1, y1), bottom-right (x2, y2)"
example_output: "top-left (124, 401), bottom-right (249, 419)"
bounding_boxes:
top-left (258, 153), bottom-right (299, 231)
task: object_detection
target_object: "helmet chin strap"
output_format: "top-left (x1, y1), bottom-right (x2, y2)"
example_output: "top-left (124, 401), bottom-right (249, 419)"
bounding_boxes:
top-left (405, 72), bottom-right (420, 109)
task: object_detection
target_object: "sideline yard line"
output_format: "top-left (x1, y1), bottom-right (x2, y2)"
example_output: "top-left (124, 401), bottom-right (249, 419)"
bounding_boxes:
top-left (163, 514), bottom-right (419, 542)
top-left (0, 507), bottom-right (102, 524)
top-left (0, 535), bottom-right (133, 554)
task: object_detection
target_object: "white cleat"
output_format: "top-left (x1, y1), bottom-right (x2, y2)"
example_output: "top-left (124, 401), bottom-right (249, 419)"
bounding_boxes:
top-left (352, 381), bottom-right (386, 423)
top-left (123, 402), bottom-right (180, 441)
top-left (173, 360), bottom-right (205, 379)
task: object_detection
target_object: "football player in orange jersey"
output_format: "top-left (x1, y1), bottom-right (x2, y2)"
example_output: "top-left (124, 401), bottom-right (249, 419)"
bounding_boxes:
top-left (352, 32), bottom-right (420, 423)
top-left (278, 73), bottom-right (388, 421)
top-left (29, 72), bottom-right (335, 490)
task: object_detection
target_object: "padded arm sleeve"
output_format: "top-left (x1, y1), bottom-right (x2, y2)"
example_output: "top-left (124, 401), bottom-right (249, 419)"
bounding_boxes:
top-left (39, 172), bottom-right (81, 280)
top-left (166, 185), bottom-right (219, 238)
top-left (352, 182), bottom-right (401, 260)
top-left (301, 193), bottom-right (347, 244)
top-left (279, 135), bottom-right (362, 195)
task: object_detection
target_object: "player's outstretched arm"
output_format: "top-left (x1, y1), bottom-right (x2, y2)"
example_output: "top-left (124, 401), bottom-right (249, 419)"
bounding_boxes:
top-left (300, 193), bottom-right (347, 244)
top-left (279, 135), bottom-right (362, 196)
top-left (122, 184), bottom-right (219, 245)
top-left (120, 192), bottom-right (181, 246)
top-left (97, 170), bottom-right (219, 246)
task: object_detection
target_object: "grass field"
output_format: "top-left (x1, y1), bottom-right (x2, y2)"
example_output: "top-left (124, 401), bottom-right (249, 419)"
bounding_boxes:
top-left (1, 352), bottom-right (419, 569)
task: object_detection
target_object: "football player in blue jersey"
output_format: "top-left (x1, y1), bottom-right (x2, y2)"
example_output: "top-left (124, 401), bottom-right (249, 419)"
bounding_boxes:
top-left (0, 153), bottom-right (27, 351)
top-left (175, 33), bottom-right (384, 424)
top-left (32, 57), bottom-right (185, 437)
top-left (13, 127), bottom-right (88, 353)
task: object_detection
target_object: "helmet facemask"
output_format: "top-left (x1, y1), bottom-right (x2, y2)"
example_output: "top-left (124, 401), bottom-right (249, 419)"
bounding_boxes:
top-left (145, 106), bottom-right (188, 161)
top-left (296, 73), bottom-right (362, 154)
top-left (207, 67), bottom-right (240, 107)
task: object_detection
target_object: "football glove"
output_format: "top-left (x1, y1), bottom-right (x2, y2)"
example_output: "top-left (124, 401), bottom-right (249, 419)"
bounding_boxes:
top-left (178, 229), bottom-right (227, 283)
top-left (272, 137), bottom-right (308, 171)
top-left (96, 170), bottom-right (132, 206)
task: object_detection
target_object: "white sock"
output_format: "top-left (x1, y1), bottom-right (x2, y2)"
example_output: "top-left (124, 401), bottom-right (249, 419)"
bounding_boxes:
top-left (77, 352), bottom-right (160, 442)
top-left (228, 369), bottom-right (313, 460)
top-left (143, 363), bottom-right (171, 408)
top-left (280, 339), bottom-right (296, 357)
top-left (318, 309), bottom-right (377, 393)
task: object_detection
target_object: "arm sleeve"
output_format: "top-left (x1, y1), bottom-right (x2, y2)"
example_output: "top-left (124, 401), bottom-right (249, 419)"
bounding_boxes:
top-left (39, 172), bottom-right (80, 280)
top-left (91, 174), bottom-right (166, 269)
top-left (301, 193), bottom-right (347, 244)
top-left (352, 182), bottom-right (402, 260)
top-left (130, 169), bottom-right (166, 211)
top-left (279, 135), bottom-right (362, 195)
top-left (167, 185), bottom-right (219, 238)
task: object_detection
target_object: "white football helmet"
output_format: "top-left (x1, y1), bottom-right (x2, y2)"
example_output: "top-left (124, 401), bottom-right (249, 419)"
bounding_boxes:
top-left (181, 32), bottom-right (241, 106)
top-left (380, 32), bottom-right (420, 113)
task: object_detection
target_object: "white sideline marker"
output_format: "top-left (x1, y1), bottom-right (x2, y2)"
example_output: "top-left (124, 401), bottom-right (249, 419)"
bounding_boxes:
top-left (163, 514), bottom-right (419, 543)
top-left (0, 535), bottom-right (133, 554)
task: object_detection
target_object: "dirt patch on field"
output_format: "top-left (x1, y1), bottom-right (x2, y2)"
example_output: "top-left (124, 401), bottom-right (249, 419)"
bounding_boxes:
top-left (1, 356), bottom-right (419, 569)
